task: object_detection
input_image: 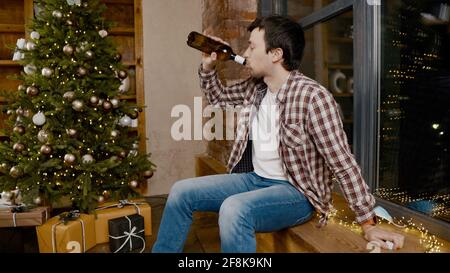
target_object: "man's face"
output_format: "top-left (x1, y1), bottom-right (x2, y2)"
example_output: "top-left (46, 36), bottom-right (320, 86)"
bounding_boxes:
top-left (243, 28), bottom-right (272, 78)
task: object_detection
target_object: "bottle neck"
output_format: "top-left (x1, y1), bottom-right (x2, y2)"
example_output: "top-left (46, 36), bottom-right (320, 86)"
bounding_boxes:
top-left (231, 53), bottom-right (246, 65)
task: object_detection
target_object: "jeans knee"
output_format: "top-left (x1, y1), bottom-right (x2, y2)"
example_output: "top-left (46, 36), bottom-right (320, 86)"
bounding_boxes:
top-left (219, 197), bottom-right (250, 227)
top-left (167, 179), bottom-right (193, 205)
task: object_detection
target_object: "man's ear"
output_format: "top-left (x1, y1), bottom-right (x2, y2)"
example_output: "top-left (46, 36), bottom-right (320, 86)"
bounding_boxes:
top-left (270, 48), bottom-right (284, 63)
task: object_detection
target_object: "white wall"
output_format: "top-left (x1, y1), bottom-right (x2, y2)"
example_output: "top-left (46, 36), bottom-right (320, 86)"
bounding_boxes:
top-left (142, 0), bottom-right (206, 196)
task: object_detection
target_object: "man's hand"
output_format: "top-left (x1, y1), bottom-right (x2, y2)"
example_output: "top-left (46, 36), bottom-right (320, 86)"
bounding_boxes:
top-left (362, 224), bottom-right (405, 250)
top-left (201, 32), bottom-right (231, 71)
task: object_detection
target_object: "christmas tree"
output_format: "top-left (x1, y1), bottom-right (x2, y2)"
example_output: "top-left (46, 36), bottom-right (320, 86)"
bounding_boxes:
top-left (0, 0), bottom-right (155, 213)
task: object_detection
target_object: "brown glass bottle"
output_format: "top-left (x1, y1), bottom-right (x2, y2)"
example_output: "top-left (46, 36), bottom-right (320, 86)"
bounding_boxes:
top-left (187, 31), bottom-right (246, 65)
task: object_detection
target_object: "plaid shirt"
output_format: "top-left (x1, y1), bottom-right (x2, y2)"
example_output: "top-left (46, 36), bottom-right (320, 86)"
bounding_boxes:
top-left (199, 66), bottom-right (376, 224)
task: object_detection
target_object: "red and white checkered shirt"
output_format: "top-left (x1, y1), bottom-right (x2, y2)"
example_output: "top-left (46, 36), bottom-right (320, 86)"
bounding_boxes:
top-left (199, 66), bottom-right (376, 224)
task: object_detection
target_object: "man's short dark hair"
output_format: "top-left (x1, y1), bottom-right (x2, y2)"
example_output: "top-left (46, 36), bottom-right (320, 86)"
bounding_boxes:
top-left (247, 15), bottom-right (305, 71)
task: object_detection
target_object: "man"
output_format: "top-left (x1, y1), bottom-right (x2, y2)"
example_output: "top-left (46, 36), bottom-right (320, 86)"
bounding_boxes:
top-left (152, 15), bottom-right (404, 253)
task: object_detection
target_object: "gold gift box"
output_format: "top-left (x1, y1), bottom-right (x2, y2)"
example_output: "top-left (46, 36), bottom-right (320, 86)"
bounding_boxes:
top-left (94, 199), bottom-right (152, 244)
top-left (0, 206), bottom-right (50, 227)
top-left (36, 213), bottom-right (96, 253)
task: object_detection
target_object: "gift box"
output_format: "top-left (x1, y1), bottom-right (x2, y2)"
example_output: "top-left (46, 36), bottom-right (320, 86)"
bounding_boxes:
top-left (94, 199), bottom-right (151, 244)
top-left (36, 211), bottom-right (96, 253)
top-left (0, 206), bottom-right (50, 227)
top-left (108, 214), bottom-right (146, 253)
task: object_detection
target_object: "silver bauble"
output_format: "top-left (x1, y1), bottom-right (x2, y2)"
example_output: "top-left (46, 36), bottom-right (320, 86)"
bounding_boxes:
top-left (85, 50), bottom-right (94, 59)
top-left (30, 31), bottom-right (40, 40)
top-left (110, 98), bottom-right (119, 108)
top-left (26, 86), bottom-right (39, 96)
top-left (16, 108), bottom-right (24, 116)
top-left (128, 149), bottom-right (138, 157)
top-left (110, 130), bottom-right (120, 138)
top-left (32, 112), bottom-right (46, 126)
top-left (24, 64), bottom-right (37, 75)
top-left (64, 154), bottom-right (76, 165)
top-left (42, 67), bottom-right (53, 77)
top-left (77, 67), bottom-right (87, 76)
top-left (82, 154), bottom-right (94, 164)
top-left (72, 100), bottom-right (84, 111)
top-left (119, 115), bottom-right (132, 127)
top-left (98, 29), bottom-right (108, 38)
top-left (52, 10), bottom-right (62, 18)
top-left (132, 142), bottom-right (139, 150)
top-left (9, 166), bottom-right (23, 178)
top-left (37, 130), bottom-right (50, 143)
top-left (67, 128), bottom-right (77, 137)
top-left (63, 44), bottom-right (74, 55)
top-left (89, 96), bottom-right (99, 106)
top-left (26, 41), bottom-right (36, 51)
top-left (129, 180), bottom-right (139, 188)
top-left (63, 91), bottom-right (75, 102)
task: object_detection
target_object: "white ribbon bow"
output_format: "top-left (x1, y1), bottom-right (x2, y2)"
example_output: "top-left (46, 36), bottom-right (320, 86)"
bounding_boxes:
top-left (108, 215), bottom-right (145, 253)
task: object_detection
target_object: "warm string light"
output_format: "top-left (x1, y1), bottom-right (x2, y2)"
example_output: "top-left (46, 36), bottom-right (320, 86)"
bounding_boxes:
top-left (324, 206), bottom-right (444, 253)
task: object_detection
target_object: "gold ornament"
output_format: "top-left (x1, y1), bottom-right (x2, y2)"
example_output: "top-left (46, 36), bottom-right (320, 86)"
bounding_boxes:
top-left (77, 67), bottom-right (87, 76)
top-left (117, 70), bottom-right (128, 80)
top-left (143, 170), bottom-right (154, 179)
top-left (37, 130), bottom-right (50, 143)
top-left (102, 190), bottom-right (110, 199)
top-left (85, 50), bottom-right (94, 59)
top-left (110, 130), bottom-right (120, 138)
top-left (129, 180), bottom-right (139, 188)
top-left (98, 195), bottom-right (105, 203)
top-left (26, 86), bottom-right (39, 96)
top-left (17, 85), bottom-right (26, 92)
top-left (13, 143), bottom-right (25, 153)
top-left (63, 44), bottom-right (74, 55)
top-left (40, 145), bottom-right (52, 155)
top-left (102, 101), bottom-right (112, 111)
top-left (13, 126), bottom-right (25, 135)
top-left (67, 128), bottom-right (77, 138)
top-left (89, 96), bottom-right (99, 106)
top-left (9, 166), bottom-right (23, 178)
top-left (63, 91), bottom-right (75, 102)
top-left (72, 100), bottom-right (84, 111)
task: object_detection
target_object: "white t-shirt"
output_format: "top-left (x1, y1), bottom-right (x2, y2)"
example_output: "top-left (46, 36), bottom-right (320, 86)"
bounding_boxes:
top-left (250, 90), bottom-right (288, 181)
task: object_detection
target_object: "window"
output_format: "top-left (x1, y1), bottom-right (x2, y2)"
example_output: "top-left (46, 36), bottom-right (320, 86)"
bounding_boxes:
top-left (377, 0), bottom-right (450, 224)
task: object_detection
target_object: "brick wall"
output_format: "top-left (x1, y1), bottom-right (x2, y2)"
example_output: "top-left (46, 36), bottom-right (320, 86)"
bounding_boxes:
top-left (201, 0), bottom-right (258, 167)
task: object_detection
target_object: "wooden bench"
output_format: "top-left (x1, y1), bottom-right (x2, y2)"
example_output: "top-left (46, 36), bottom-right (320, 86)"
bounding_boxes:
top-left (194, 155), bottom-right (450, 253)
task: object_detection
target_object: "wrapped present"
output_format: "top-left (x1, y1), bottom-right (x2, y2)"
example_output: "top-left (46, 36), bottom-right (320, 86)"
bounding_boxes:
top-left (108, 214), bottom-right (146, 253)
top-left (0, 205), bottom-right (50, 227)
top-left (94, 199), bottom-right (151, 244)
top-left (36, 211), bottom-right (96, 253)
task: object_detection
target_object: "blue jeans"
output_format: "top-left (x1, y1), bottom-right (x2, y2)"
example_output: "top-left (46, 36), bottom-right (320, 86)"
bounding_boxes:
top-left (152, 172), bottom-right (314, 253)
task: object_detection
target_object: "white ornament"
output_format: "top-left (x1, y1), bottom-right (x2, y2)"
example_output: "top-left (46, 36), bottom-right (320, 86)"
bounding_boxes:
top-left (30, 31), bottom-right (40, 40)
top-left (98, 29), bottom-right (108, 38)
top-left (16, 38), bottom-right (26, 49)
top-left (26, 41), bottom-right (36, 51)
top-left (119, 76), bottom-right (130, 93)
top-left (24, 64), bottom-right (37, 75)
top-left (42, 67), bottom-right (53, 77)
top-left (82, 154), bottom-right (94, 164)
top-left (12, 51), bottom-right (24, 61)
top-left (33, 196), bottom-right (42, 205)
top-left (110, 98), bottom-right (119, 108)
top-left (52, 10), bottom-right (62, 19)
top-left (66, 0), bottom-right (81, 6)
top-left (119, 115), bottom-right (132, 127)
top-left (32, 112), bottom-right (46, 126)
